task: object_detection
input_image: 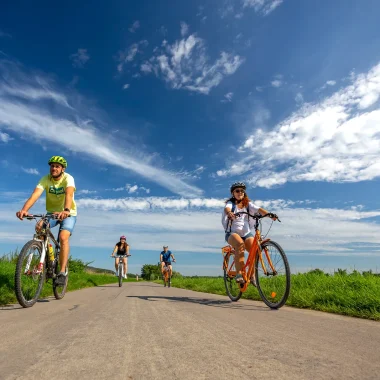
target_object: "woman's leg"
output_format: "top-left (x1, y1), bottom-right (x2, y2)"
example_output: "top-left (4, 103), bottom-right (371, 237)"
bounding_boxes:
top-left (244, 237), bottom-right (257, 285)
top-left (115, 257), bottom-right (119, 273)
top-left (123, 257), bottom-right (128, 278)
top-left (228, 233), bottom-right (245, 275)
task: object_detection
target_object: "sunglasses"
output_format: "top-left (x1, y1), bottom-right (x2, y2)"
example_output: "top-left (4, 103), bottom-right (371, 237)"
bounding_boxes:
top-left (234, 189), bottom-right (245, 193)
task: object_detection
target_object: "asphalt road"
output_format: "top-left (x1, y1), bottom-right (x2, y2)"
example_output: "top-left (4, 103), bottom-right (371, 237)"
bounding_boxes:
top-left (0, 282), bottom-right (379, 380)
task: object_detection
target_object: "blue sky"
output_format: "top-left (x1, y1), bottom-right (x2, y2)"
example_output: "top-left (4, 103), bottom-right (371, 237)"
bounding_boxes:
top-left (1, 0), bottom-right (380, 275)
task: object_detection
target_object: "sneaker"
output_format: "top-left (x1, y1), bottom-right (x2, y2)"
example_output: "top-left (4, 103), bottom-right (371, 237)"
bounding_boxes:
top-left (235, 274), bottom-right (245, 284)
top-left (56, 272), bottom-right (67, 286)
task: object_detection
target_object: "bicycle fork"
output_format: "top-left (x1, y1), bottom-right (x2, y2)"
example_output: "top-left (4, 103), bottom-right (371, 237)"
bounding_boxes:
top-left (25, 238), bottom-right (47, 275)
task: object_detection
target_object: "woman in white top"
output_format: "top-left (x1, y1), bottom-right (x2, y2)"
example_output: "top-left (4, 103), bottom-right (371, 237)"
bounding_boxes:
top-left (222, 182), bottom-right (276, 284)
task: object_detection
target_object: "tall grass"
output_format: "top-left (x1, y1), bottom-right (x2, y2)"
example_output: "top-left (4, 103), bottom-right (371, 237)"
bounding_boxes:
top-left (156, 271), bottom-right (380, 321)
top-left (0, 250), bottom-right (136, 306)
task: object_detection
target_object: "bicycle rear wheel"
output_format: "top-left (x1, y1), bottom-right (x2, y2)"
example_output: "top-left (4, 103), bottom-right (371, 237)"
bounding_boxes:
top-left (255, 241), bottom-right (290, 309)
top-left (223, 253), bottom-right (242, 302)
top-left (53, 260), bottom-right (69, 300)
top-left (14, 240), bottom-right (45, 308)
top-left (118, 265), bottom-right (122, 287)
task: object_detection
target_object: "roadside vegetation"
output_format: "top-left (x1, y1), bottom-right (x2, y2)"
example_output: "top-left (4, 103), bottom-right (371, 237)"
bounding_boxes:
top-left (153, 268), bottom-right (380, 321)
top-left (0, 250), bottom-right (138, 306)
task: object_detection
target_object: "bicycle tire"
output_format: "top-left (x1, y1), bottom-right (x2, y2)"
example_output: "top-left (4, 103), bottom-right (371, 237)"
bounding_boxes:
top-left (223, 253), bottom-right (242, 302)
top-left (118, 265), bottom-right (122, 287)
top-left (14, 240), bottom-right (45, 308)
top-left (255, 240), bottom-right (291, 309)
top-left (53, 261), bottom-right (69, 300)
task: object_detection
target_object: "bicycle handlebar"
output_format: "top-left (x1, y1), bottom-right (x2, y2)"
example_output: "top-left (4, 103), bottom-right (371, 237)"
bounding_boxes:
top-left (110, 254), bottom-right (131, 258)
top-left (234, 212), bottom-right (281, 223)
top-left (25, 213), bottom-right (71, 220)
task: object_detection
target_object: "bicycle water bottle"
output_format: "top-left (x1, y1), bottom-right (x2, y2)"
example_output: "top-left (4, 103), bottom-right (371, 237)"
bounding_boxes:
top-left (48, 244), bottom-right (55, 262)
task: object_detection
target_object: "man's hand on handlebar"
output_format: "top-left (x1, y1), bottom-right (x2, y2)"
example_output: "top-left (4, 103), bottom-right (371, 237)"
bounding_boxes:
top-left (16, 210), bottom-right (29, 220)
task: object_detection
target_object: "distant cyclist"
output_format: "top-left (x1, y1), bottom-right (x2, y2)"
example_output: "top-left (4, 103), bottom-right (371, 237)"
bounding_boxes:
top-left (111, 236), bottom-right (130, 278)
top-left (222, 182), bottom-right (277, 285)
top-left (160, 246), bottom-right (175, 278)
top-left (16, 156), bottom-right (77, 285)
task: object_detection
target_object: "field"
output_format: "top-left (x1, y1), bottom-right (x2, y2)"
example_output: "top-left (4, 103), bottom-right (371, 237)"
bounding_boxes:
top-left (155, 270), bottom-right (380, 321)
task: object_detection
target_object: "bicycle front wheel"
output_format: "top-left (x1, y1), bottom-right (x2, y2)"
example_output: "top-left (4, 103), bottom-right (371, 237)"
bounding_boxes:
top-left (53, 260), bottom-right (69, 300)
top-left (223, 253), bottom-right (242, 302)
top-left (118, 265), bottom-right (122, 287)
top-left (14, 240), bottom-right (45, 308)
top-left (255, 241), bottom-right (290, 309)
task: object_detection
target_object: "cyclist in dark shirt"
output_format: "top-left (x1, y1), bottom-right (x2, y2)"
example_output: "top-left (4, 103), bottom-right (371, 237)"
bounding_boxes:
top-left (160, 245), bottom-right (175, 278)
top-left (111, 235), bottom-right (130, 278)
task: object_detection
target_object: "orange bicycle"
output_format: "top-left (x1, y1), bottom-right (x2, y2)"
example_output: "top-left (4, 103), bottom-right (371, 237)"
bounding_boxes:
top-left (222, 212), bottom-right (290, 309)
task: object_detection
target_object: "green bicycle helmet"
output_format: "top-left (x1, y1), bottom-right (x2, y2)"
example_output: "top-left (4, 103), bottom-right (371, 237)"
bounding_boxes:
top-left (48, 156), bottom-right (67, 168)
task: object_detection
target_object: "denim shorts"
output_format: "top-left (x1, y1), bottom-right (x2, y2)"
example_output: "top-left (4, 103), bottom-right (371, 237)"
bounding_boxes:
top-left (49, 215), bottom-right (77, 234)
top-left (225, 232), bottom-right (254, 243)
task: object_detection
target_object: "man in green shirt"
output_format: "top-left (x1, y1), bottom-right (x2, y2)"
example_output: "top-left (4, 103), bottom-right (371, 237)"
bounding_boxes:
top-left (16, 156), bottom-right (77, 285)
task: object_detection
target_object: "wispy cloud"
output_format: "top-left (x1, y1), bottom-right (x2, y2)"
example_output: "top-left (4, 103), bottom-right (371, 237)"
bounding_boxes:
top-left (116, 40), bottom-right (148, 73)
top-left (242, 0), bottom-right (284, 15)
top-left (141, 33), bottom-right (244, 94)
top-left (128, 20), bottom-right (140, 33)
top-left (180, 21), bottom-right (189, 37)
top-left (22, 167), bottom-right (40, 175)
top-left (0, 30), bottom-right (12, 38)
top-left (326, 80), bottom-right (336, 86)
top-left (221, 92), bottom-right (234, 103)
top-left (122, 83), bottom-right (130, 90)
top-left (0, 131), bottom-right (12, 143)
top-left (0, 60), bottom-right (202, 197)
top-left (70, 48), bottom-right (90, 68)
top-left (176, 166), bottom-right (206, 180)
top-left (220, 0), bottom-right (283, 18)
top-left (217, 62), bottom-right (380, 188)
top-left (77, 189), bottom-right (97, 195)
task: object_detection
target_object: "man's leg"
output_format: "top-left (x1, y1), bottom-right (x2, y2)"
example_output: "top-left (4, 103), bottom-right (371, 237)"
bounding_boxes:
top-left (169, 264), bottom-right (173, 277)
top-left (161, 261), bottom-right (165, 274)
top-left (59, 229), bottom-right (71, 273)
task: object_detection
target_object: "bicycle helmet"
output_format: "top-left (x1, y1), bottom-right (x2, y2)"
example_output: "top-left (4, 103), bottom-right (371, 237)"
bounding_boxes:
top-left (48, 156), bottom-right (67, 168)
top-left (120, 235), bottom-right (126, 240)
top-left (230, 182), bottom-right (246, 193)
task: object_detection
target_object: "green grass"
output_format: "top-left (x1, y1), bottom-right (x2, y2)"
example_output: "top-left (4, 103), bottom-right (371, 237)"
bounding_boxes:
top-left (0, 256), bottom-right (136, 306)
top-left (155, 272), bottom-right (380, 321)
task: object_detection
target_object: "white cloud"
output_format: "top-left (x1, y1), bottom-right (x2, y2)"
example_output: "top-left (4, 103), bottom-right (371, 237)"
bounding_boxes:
top-left (123, 84), bottom-right (130, 90)
top-left (271, 79), bottom-right (282, 87)
top-left (140, 62), bottom-right (153, 73)
top-left (77, 189), bottom-right (97, 195)
top-left (117, 40), bottom-right (148, 73)
top-left (295, 92), bottom-right (304, 104)
top-left (1, 196), bottom-right (380, 274)
top-left (70, 49), bottom-right (90, 68)
top-left (176, 165), bottom-right (206, 180)
top-left (0, 60), bottom-right (202, 197)
top-left (142, 34), bottom-right (244, 94)
top-left (242, 0), bottom-right (284, 15)
top-left (0, 131), bottom-right (12, 143)
top-left (22, 167), bottom-right (40, 175)
top-left (221, 92), bottom-right (234, 103)
top-left (180, 22), bottom-right (189, 37)
top-left (128, 185), bottom-right (138, 194)
top-left (217, 62), bottom-right (380, 187)
top-left (128, 20), bottom-right (140, 33)
top-left (326, 80), bottom-right (336, 86)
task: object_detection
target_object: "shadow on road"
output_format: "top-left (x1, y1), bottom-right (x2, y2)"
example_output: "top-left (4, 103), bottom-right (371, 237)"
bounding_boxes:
top-left (127, 295), bottom-right (272, 312)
